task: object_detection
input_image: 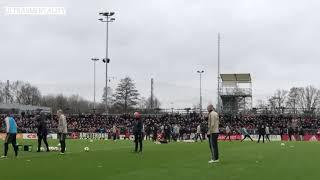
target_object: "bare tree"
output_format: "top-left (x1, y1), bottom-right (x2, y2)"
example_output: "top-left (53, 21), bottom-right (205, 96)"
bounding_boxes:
top-left (268, 89), bottom-right (288, 114)
top-left (19, 83), bottom-right (41, 105)
top-left (55, 94), bottom-right (69, 112)
top-left (298, 85), bottom-right (320, 113)
top-left (268, 97), bottom-right (277, 113)
top-left (41, 94), bottom-right (93, 113)
top-left (256, 99), bottom-right (267, 109)
top-left (68, 95), bottom-right (91, 114)
top-left (146, 96), bottom-right (161, 109)
top-left (40, 95), bottom-right (56, 109)
top-left (0, 81), bottom-right (5, 103)
top-left (138, 97), bottom-right (147, 109)
top-left (256, 99), bottom-right (268, 113)
top-left (41, 94), bottom-right (69, 112)
top-left (0, 81), bottom-right (41, 105)
top-left (68, 94), bottom-right (82, 113)
top-left (286, 87), bottom-right (302, 114)
top-left (0, 81), bottom-right (14, 103)
top-left (136, 96), bottom-right (162, 113)
top-left (1, 80), bottom-right (95, 114)
top-left (9, 81), bottom-right (24, 104)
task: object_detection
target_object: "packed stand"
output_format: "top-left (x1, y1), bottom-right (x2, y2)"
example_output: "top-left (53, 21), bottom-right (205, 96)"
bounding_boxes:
top-left (1, 113), bottom-right (320, 135)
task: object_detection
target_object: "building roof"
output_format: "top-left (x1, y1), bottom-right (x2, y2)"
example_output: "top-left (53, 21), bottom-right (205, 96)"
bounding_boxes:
top-left (220, 73), bottom-right (251, 82)
top-left (0, 103), bottom-right (51, 112)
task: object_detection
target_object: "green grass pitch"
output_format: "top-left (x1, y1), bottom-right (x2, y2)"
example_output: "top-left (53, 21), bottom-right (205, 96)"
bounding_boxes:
top-left (0, 139), bottom-right (319, 180)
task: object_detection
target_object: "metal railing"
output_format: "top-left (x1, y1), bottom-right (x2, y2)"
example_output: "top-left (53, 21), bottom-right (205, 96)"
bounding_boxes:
top-left (220, 88), bottom-right (252, 96)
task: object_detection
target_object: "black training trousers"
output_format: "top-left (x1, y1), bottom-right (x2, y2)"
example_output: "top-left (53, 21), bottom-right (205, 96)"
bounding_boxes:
top-left (38, 133), bottom-right (49, 152)
top-left (208, 133), bottom-right (219, 161)
top-left (134, 133), bottom-right (143, 152)
top-left (4, 133), bottom-right (18, 157)
top-left (58, 133), bottom-right (66, 153)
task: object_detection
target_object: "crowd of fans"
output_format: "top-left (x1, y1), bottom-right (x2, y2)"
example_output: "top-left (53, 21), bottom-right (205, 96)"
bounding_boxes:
top-left (1, 112), bottom-right (320, 135)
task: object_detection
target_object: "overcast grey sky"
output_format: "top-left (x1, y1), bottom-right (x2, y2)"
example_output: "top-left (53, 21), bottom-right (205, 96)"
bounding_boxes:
top-left (1, 0), bottom-right (320, 108)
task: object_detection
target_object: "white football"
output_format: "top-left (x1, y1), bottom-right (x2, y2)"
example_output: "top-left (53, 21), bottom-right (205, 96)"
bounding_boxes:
top-left (281, 143), bottom-right (285, 146)
top-left (84, 147), bottom-right (90, 152)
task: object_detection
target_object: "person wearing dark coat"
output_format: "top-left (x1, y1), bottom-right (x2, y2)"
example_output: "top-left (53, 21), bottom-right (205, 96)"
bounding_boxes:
top-left (257, 122), bottom-right (266, 143)
top-left (152, 124), bottom-right (158, 142)
top-left (298, 126), bottom-right (304, 141)
top-left (279, 125), bottom-right (284, 141)
top-left (133, 112), bottom-right (143, 153)
top-left (37, 112), bottom-right (50, 152)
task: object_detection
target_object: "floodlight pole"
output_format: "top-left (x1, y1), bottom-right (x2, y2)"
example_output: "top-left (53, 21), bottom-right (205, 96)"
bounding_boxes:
top-left (217, 33), bottom-right (221, 113)
top-left (91, 58), bottom-right (99, 111)
top-left (105, 17), bottom-right (109, 116)
top-left (99, 12), bottom-right (115, 116)
top-left (197, 70), bottom-right (204, 115)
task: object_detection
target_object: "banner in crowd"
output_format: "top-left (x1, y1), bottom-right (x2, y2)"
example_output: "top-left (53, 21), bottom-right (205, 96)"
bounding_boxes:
top-left (48, 134), bottom-right (58, 139)
top-left (281, 135), bottom-right (320, 141)
top-left (22, 133), bottom-right (58, 140)
top-left (243, 135), bottom-right (282, 141)
top-left (79, 132), bottom-right (108, 139)
top-left (218, 134), bottom-right (242, 140)
top-left (119, 135), bottom-right (135, 140)
top-left (2, 133), bottom-right (319, 141)
top-left (303, 135), bottom-right (320, 141)
top-left (70, 132), bottom-right (80, 139)
top-left (23, 133), bottom-right (37, 139)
